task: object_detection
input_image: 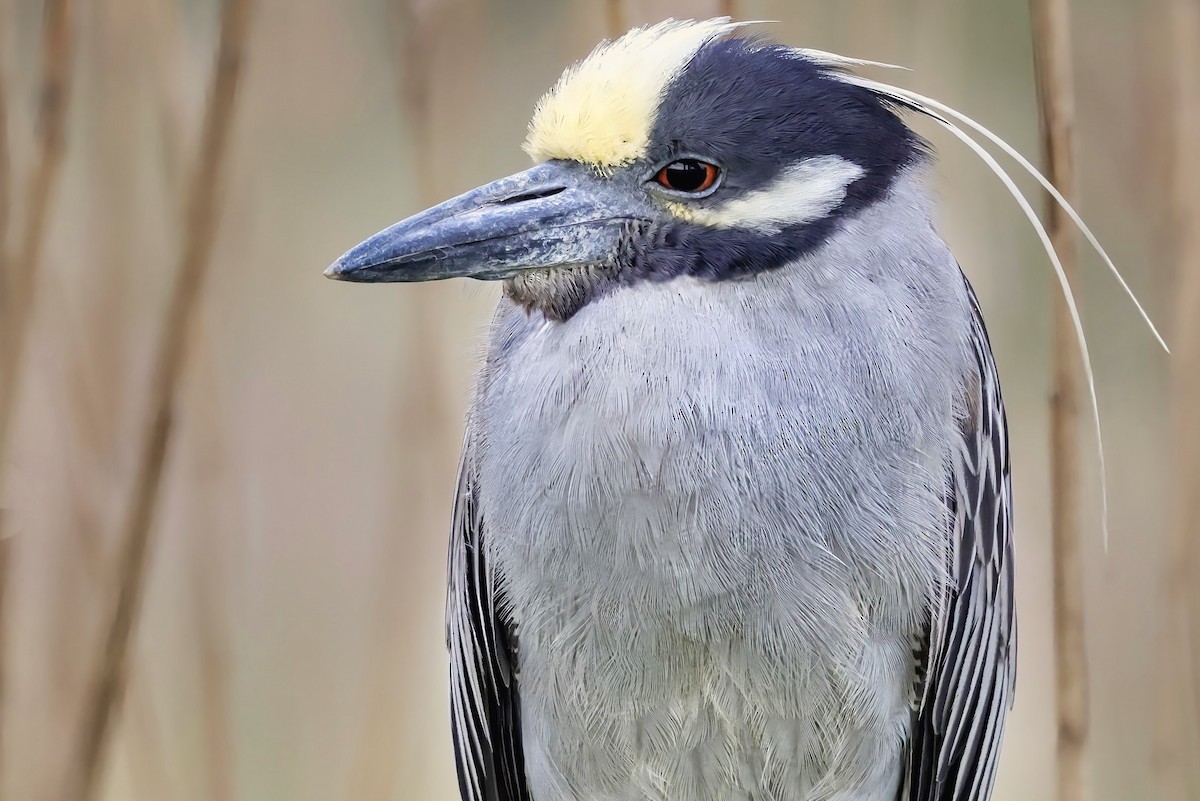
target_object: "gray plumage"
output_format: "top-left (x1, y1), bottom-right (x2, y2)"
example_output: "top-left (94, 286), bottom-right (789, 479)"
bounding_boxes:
top-left (328, 19), bottom-right (1017, 801)
top-left (448, 170), bottom-right (1014, 801)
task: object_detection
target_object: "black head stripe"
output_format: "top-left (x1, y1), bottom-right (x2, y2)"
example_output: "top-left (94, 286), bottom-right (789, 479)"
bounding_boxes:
top-left (616, 38), bottom-right (926, 285)
top-left (625, 214), bottom-right (841, 283)
top-left (649, 38), bottom-right (924, 216)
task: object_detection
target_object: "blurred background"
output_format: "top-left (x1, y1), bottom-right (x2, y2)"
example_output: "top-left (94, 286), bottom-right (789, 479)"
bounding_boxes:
top-left (0, 0), bottom-right (1197, 800)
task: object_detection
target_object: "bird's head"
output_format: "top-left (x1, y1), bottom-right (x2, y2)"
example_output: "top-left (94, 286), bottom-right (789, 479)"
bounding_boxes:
top-left (326, 18), bottom-right (924, 319)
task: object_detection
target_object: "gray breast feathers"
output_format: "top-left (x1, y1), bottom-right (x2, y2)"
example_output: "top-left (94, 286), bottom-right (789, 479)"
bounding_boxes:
top-left (445, 181), bottom-right (1014, 801)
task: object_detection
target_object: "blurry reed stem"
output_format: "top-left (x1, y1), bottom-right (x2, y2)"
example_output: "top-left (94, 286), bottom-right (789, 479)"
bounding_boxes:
top-left (0, 529), bottom-right (8, 801)
top-left (0, 47), bottom-right (8, 801)
top-left (607, 0), bottom-right (737, 32)
top-left (1029, 2), bottom-right (1089, 800)
top-left (396, 0), bottom-right (436, 205)
top-left (0, 55), bottom-right (10, 278)
top-left (0, 0), bottom-right (74, 520)
top-left (60, 1), bottom-right (255, 799)
top-left (153, 4), bottom-right (238, 798)
top-left (0, 5), bottom-right (75, 798)
top-left (605, 0), bottom-right (623, 37)
top-left (192, 464), bottom-right (236, 801)
top-left (346, 4), bottom-right (448, 798)
top-left (1158, 0), bottom-right (1200, 797)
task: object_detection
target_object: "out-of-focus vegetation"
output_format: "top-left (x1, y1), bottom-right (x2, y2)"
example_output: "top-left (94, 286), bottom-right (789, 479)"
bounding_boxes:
top-left (0, 1), bottom-right (1195, 800)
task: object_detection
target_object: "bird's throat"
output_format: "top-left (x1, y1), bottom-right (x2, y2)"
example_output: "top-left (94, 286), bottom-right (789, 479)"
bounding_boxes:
top-left (503, 264), bottom-right (615, 322)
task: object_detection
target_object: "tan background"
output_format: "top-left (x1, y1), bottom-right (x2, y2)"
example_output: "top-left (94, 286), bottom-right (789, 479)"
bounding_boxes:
top-left (0, 0), bottom-right (1192, 799)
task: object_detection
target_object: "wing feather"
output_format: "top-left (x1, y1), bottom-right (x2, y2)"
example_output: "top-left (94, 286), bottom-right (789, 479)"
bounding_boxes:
top-left (903, 276), bottom-right (1016, 801)
top-left (447, 434), bottom-right (531, 801)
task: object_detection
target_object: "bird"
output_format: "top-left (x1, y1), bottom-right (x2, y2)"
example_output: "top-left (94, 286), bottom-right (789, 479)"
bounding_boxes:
top-left (328, 18), bottom-right (1018, 801)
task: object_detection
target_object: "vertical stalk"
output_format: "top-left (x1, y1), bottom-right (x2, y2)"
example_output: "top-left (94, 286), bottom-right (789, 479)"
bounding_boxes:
top-left (0, 5), bottom-right (75, 794)
top-left (190, 370), bottom-right (237, 801)
top-left (1157, 0), bottom-right (1200, 798)
top-left (1029, 2), bottom-right (1088, 800)
top-left (0, 0), bottom-right (75, 526)
top-left (0, 45), bottom-right (9, 279)
top-left (59, 1), bottom-right (255, 798)
top-left (347, 2), bottom-right (453, 798)
top-left (0, 43), bottom-right (9, 801)
top-left (614, 0), bottom-right (734, 31)
top-left (0, 527), bottom-right (8, 801)
top-left (606, 0), bottom-right (624, 37)
top-left (148, 2), bottom-right (238, 798)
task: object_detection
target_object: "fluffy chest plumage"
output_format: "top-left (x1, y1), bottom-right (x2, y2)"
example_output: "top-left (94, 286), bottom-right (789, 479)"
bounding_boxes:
top-left (471, 229), bottom-right (972, 800)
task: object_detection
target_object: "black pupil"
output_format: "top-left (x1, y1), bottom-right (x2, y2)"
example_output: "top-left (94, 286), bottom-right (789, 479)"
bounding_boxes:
top-left (664, 160), bottom-right (709, 191)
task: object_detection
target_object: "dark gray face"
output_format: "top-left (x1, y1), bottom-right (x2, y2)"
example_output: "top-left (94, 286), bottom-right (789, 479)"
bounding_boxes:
top-left (327, 36), bottom-right (923, 320)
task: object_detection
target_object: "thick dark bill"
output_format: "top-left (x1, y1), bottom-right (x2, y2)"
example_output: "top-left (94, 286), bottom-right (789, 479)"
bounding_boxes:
top-left (325, 161), bottom-right (650, 283)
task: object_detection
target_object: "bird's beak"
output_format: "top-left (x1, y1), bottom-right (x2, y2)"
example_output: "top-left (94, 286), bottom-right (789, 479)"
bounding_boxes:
top-left (325, 161), bottom-right (649, 283)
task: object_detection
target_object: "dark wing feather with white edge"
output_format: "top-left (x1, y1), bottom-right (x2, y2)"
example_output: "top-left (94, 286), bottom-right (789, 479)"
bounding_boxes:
top-left (903, 277), bottom-right (1016, 801)
top-left (447, 434), bottom-right (530, 801)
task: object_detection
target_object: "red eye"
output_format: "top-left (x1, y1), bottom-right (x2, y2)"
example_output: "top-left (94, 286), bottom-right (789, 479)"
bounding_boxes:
top-left (654, 159), bottom-right (720, 193)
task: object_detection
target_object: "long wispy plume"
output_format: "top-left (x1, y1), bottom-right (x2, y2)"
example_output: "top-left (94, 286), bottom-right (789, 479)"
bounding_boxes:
top-left (59, 1), bottom-right (255, 799)
top-left (818, 11), bottom-right (1171, 800)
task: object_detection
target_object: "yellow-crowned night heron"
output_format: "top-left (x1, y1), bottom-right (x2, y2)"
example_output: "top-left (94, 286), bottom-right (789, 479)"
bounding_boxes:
top-left (329, 19), bottom-right (1016, 801)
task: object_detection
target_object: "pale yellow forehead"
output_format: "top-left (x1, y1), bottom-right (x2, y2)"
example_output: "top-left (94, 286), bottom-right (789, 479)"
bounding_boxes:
top-left (523, 19), bottom-right (742, 169)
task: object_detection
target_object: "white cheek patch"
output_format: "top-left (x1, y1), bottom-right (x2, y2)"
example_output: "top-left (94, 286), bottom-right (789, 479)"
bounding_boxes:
top-left (680, 155), bottom-right (866, 233)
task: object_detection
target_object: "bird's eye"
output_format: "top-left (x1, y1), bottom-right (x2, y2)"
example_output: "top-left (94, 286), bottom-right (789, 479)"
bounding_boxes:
top-left (654, 159), bottom-right (720, 194)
